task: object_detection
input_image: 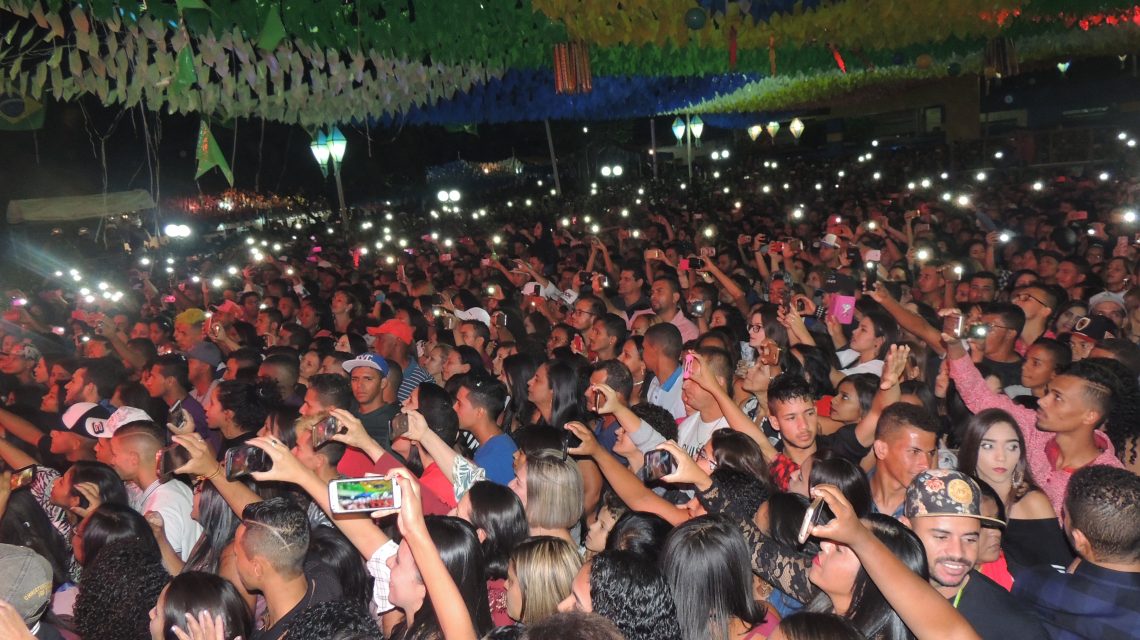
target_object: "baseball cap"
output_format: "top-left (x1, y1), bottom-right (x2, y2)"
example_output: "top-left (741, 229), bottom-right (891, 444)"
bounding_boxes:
top-left (820, 233), bottom-right (841, 248)
top-left (5, 344), bottom-right (41, 362)
top-left (91, 406), bottom-right (154, 438)
top-left (186, 341), bottom-right (223, 368)
top-left (822, 272), bottom-right (857, 295)
top-left (558, 289), bottom-right (580, 307)
top-left (175, 308), bottom-right (206, 327)
top-left (1071, 315), bottom-right (1116, 343)
top-left (0, 544), bottom-right (52, 626)
top-left (210, 299), bottom-right (245, 319)
top-left (343, 353), bottom-right (390, 376)
top-left (905, 469), bottom-right (1004, 526)
top-left (454, 307), bottom-right (492, 328)
top-left (1088, 291), bottom-right (1126, 314)
top-left (59, 402), bottom-right (112, 438)
top-left (367, 319), bottom-right (414, 345)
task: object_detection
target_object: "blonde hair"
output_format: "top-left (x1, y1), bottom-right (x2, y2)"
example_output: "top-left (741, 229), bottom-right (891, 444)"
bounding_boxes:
top-left (525, 449), bottom-right (584, 530)
top-left (510, 536), bottom-right (582, 624)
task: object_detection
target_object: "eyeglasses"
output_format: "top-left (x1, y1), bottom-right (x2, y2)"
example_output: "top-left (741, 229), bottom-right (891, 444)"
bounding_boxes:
top-left (747, 323), bottom-right (764, 334)
top-left (1013, 292), bottom-right (1047, 306)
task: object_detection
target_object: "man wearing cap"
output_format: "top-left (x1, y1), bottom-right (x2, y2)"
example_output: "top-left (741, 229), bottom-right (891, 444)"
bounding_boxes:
top-left (187, 341), bottom-right (223, 409)
top-left (0, 544), bottom-right (60, 639)
top-left (370, 319), bottom-right (432, 404)
top-left (108, 421), bottom-right (201, 560)
top-left (142, 353), bottom-right (218, 451)
top-left (816, 233), bottom-right (842, 269)
top-left (902, 469), bottom-right (1044, 638)
top-left (87, 405), bottom-right (147, 464)
top-left (1070, 315), bottom-right (1116, 362)
top-left (343, 354), bottom-right (397, 448)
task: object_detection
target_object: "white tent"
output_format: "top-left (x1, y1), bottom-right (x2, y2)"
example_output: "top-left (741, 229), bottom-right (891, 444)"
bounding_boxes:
top-left (6, 190), bottom-right (155, 224)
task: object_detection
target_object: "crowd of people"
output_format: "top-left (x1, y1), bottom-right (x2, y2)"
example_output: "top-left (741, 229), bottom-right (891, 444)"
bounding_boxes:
top-left (1, 135), bottom-right (1139, 640)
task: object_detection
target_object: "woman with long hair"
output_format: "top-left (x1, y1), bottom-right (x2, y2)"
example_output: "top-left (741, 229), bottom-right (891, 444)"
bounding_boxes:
top-left (560, 549), bottom-right (682, 640)
top-left (956, 408), bottom-right (1071, 570)
top-left (528, 360), bottom-right (585, 429)
top-left (148, 572), bottom-right (251, 640)
top-left (451, 480), bottom-right (530, 626)
top-left (182, 480), bottom-right (243, 574)
top-left (662, 515), bottom-right (772, 640)
top-left (500, 353), bottom-right (540, 432)
top-left (505, 536), bottom-right (581, 625)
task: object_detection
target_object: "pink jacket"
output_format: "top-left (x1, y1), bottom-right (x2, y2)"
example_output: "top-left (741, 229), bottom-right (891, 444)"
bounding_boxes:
top-left (947, 355), bottom-right (1122, 517)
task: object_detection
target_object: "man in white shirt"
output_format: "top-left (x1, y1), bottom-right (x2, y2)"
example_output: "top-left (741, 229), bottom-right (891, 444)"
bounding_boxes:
top-left (108, 422), bottom-right (201, 560)
top-left (676, 347), bottom-right (732, 457)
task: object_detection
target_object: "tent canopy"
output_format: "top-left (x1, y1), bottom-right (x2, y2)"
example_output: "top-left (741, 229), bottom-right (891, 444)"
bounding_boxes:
top-left (7, 190), bottom-right (156, 224)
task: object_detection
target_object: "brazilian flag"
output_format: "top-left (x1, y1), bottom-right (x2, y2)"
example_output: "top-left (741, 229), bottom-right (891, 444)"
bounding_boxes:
top-left (0, 94), bottom-right (44, 131)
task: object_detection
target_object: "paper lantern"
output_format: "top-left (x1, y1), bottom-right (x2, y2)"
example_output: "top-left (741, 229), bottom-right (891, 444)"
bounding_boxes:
top-left (766, 121), bottom-right (780, 139)
top-left (747, 125), bottom-right (762, 141)
top-left (685, 8), bottom-right (707, 30)
top-left (788, 118), bottom-right (804, 140)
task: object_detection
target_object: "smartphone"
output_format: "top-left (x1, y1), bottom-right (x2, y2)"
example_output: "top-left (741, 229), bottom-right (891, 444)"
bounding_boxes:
top-left (522, 282), bottom-right (541, 296)
top-left (578, 271), bottom-right (593, 283)
top-left (738, 235), bottom-right (752, 245)
top-left (486, 285), bottom-right (500, 298)
top-left (942, 314), bottom-right (964, 338)
top-left (1071, 210), bottom-right (1089, 221)
top-left (592, 390), bottom-right (604, 413)
top-left (328, 477), bottom-right (402, 514)
top-left (797, 496), bottom-right (833, 544)
top-left (390, 413), bottom-right (410, 440)
top-left (224, 444), bottom-right (272, 480)
top-left (643, 449), bottom-right (677, 482)
top-left (967, 323), bottom-right (989, 340)
top-left (492, 312), bottom-right (509, 328)
top-left (700, 246), bottom-right (716, 257)
top-left (915, 223), bottom-right (931, 233)
top-left (313, 416), bottom-right (344, 449)
top-left (759, 340), bottom-right (780, 367)
top-left (481, 258), bottom-right (492, 267)
top-left (687, 258), bottom-right (706, 270)
top-left (562, 427), bottom-right (582, 451)
top-left (828, 295), bottom-right (857, 325)
top-left (169, 404), bottom-right (188, 433)
top-left (682, 352), bottom-right (695, 379)
top-left (441, 315), bottom-right (457, 330)
top-left (688, 299), bottom-right (707, 316)
top-left (157, 444), bottom-right (190, 483)
top-left (9, 465), bottom-right (35, 490)
top-left (769, 241), bottom-right (785, 254)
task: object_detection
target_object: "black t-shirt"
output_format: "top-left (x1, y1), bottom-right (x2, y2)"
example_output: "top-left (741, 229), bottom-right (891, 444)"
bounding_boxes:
top-left (983, 357), bottom-right (1024, 389)
top-left (252, 565), bottom-right (342, 640)
top-left (956, 571), bottom-right (1046, 640)
top-left (354, 402), bottom-right (398, 449)
top-left (816, 424), bottom-right (871, 464)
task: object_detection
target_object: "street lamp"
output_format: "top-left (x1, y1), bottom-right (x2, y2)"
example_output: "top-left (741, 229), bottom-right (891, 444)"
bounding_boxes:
top-left (311, 126), bottom-right (348, 229)
top-left (673, 115), bottom-right (705, 180)
top-left (310, 131), bottom-right (330, 177)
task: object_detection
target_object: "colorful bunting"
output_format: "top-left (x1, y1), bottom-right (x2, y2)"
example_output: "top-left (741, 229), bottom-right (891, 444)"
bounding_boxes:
top-left (195, 120), bottom-right (232, 185)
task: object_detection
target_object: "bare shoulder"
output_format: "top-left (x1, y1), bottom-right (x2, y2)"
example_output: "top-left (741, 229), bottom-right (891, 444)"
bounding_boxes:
top-left (1010, 489), bottom-right (1056, 520)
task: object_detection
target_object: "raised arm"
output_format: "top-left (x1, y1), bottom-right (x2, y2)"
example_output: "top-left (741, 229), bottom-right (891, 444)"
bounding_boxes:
top-left (811, 485), bottom-right (980, 640)
top-left (869, 284), bottom-right (946, 356)
top-left (686, 353), bottom-right (777, 462)
top-left (853, 344), bottom-right (908, 447)
top-left (565, 422), bottom-right (690, 526)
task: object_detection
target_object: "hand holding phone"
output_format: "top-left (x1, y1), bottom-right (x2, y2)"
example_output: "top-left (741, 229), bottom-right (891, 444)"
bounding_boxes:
top-left (312, 416), bottom-right (345, 449)
top-left (797, 496), bottom-right (834, 544)
top-left (225, 444), bottom-right (272, 480)
top-left (8, 465), bottom-right (35, 491)
top-left (643, 450), bottom-right (677, 482)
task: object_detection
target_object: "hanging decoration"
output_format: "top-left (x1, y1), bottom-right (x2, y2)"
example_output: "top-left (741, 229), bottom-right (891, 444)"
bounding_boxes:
top-left (984, 36), bottom-right (1019, 78)
top-left (747, 124), bottom-right (762, 140)
top-left (766, 120), bottom-right (780, 139)
top-left (195, 120), bottom-right (232, 185)
top-left (828, 43), bottom-right (847, 74)
top-left (788, 117), bottom-right (804, 140)
top-left (553, 42), bottom-right (592, 94)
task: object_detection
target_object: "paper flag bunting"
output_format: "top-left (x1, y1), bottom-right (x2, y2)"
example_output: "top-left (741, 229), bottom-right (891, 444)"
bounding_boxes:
top-left (195, 120), bottom-right (233, 185)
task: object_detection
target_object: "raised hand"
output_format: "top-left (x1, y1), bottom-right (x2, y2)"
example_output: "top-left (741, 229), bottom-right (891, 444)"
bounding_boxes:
top-left (564, 421), bottom-right (601, 457)
top-left (880, 344), bottom-right (911, 389)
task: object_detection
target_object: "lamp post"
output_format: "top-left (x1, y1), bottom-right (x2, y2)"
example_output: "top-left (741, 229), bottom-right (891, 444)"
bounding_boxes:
top-left (672, 116), bottom-right (704, 180)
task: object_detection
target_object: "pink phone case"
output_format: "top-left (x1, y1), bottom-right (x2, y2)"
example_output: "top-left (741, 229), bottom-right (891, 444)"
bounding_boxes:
top-left (828, 295), bottom-right (857, 325)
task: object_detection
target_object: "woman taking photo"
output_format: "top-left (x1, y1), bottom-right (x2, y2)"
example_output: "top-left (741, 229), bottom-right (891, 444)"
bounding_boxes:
top-left (955, 408), bottom-right (1071, 570)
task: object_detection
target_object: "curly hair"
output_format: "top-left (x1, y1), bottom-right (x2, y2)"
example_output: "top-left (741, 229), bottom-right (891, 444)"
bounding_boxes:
top-left (285, 599), bottom-right (381, 640)
top-left (589, 550), bottom-right (681, 640)
top-left (74, 542), bottom-right (169, 640)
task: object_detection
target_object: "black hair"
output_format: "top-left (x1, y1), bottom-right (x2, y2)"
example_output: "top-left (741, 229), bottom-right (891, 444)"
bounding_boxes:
top-left (861, 310), bottom-right (899, 361)
top-left (874, 402), bottom-right (940, 441)
top-left (285, 599), bottom-right (381, 640)
top-left (710, 430), bottom-right (770, 484)
top-left (306, 373), bottom-right (353, 410)
top-left (502, 353), bottom-right (541, 432)
top-left (78, 503), bottom-right (161, 567)
top-left (519, 612), bottom-right (624, 640)
top-left (466, 481), bottom-right (529, 581)
top-left (809, 456), bottom-right (872, 518)
top-left (1069, 358), bottom-right (1140, 465)
top-left (161, 572), bottom-right (252, 640)
top-left (591, 359), bottom-right (634, 402)
top-left (215, 378), bottom-right (281, 433)
top-left (148, 354), bottom-right (191, 394)
top-left (595, 313), bottom-right (628, 351)
top-left (184, 480), bottom-right (244, 574)
top-left (1092, 337), bottom-right (1140, 377)
top-left (74, 541), bottom-right (168, 640)
top-left (70, 460), bottom-right (130, 508)
top-left (662, 515), bottom-right (768, 640)
top-left (837, 373), bottom-right (879, 419)
top-left (240, 497), bottom-right (310, 577)
top-left (546, 359), bottom-right (586, 430)
top-left (776, 612), bottom-right (865, 640)
top-left (589, 550), bottom-right (682, 640)
top-left (804, 514), bottom-right (927, 640)
top-left (982, 301), bottom-right (1027, 335)
top-left (1064, 465), bottom-right (1140, 563)
top-left (765, 492), bottom-right (811, 549)
top-left (0, 490), bottom-right (70, 587)
top-left (453, 345), bottom-right (487, 375)
top-left (80, 357), bottom-right (126, 399)
top-left (604, 511), bottom-right (673, 558)
top-left (767, 374), bottom-right (816, 408)
top-left (643, 323), bottom-right (683, 360)
top-left (788, 345), bottom-right (837, 397)
top-left (898, 380), bottom-right (938, 417)
top-left (457, 372), bottom-right (508, 420)
top-left (629, 402), bottom-right (679, 442)
top-left (700, 469), bottom-right (769, 522)
top-left (306, 526), bottom-right (372, 609)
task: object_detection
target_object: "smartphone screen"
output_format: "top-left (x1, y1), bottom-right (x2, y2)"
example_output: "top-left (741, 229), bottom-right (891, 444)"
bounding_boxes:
top-left (798, 496), bottom-right (832, 544)
top-left (157, 444), bottom-right (190, 483)
top-left (643, 450), bottom-right (677, 482)
top-left (942, 314), bottom-right (964, 338)
top-left (390, 413), bottom-right (410, 440)
top-left (312, 416), bottom-right (343, 449)
top-left (9, 465), bottom-right (35, 490)
top-left (329, 477), bottom-right (400, 513)
top-left (225, 444), bottom-right (271, 480)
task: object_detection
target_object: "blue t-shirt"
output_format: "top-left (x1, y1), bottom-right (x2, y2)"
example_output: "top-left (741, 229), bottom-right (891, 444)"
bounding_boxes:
top-left (473, 433), bottom-right (518, 486)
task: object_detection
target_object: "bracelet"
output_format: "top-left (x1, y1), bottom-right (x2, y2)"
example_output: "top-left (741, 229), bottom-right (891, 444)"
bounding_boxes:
top-left (199, 465), bottom-right (222, 483)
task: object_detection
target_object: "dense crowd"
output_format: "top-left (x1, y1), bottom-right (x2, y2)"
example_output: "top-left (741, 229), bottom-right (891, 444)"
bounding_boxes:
top-left (1, 136), bottom-right (1139, 640)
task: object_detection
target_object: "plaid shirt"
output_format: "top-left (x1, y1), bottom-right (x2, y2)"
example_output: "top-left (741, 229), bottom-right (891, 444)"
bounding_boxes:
top-left (1012, 560), bottom-right (1140, 640)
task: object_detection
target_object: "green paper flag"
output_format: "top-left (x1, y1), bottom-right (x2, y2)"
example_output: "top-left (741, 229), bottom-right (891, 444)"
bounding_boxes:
top-left (173, 47), bottom-right (197, 94)
top-left (176, 0), bottom-right (211, 12)
top-left (195, 121), bottom-right (233, 185)
top-left (257, 7), bottom-right (286, 51)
